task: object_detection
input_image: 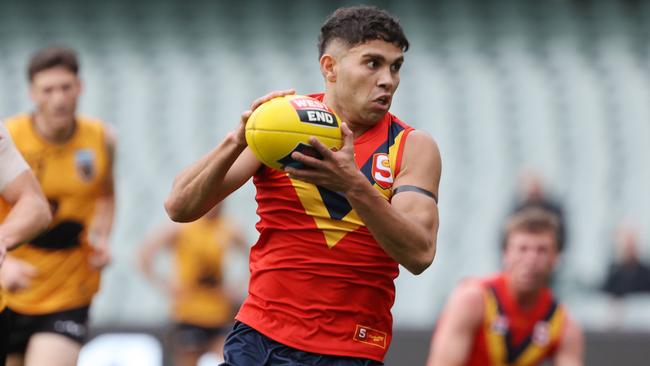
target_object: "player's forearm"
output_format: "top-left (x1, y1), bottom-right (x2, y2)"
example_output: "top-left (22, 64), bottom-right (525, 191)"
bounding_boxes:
top-left (138, 227), bottom-right (177, 293)
top-left (345, 180), bottom-right (436, 275)
top-left (0, 194), bottom-right (51, 249)
top-left (428, 336), bottom-right (471, 366)
top-left (90, 194), bottom-right (115, 246)
top-left (165, 133), bottom-right (246, 222)
top-left (139, 254), bottom-right (165, 290)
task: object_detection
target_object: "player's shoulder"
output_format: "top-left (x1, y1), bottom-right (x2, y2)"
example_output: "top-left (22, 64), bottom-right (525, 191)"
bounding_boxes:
top-left (398, 127), bottom-right (441, 179)
top-left (565, 317), bottom-right (583, 339)
top-left (3, 113), bottom-right (30, 131)
top-left (457, 277), bottom-right (486, 297)
top-left (559, 312), bottom-right (584, 352)
top-left (449, 277), bottom-right (487, 310)
top-left (76, 114), bottom-right (108, 129)
top-left (440, 277), bottom-right (486, 328)
top-left (2, 114), bottom-right (35, 144)
top-left (77, 115), bottom-right (116, 145)
top-left (560, 307), bottom-right (582, 334)
top-left (404, 129), bottom-right (439, 151)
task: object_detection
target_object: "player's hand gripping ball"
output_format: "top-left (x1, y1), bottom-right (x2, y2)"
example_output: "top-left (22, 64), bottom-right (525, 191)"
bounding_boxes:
top-left (245, 95), bottom-right (343, 170)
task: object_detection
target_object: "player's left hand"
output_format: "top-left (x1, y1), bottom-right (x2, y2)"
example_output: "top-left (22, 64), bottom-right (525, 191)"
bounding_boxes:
top-left (0, 256), bottom-right (37, 291)
top-left (284, 123), bottom-right (366, 193)
top-left (88, 226), bottom-right (112, 269)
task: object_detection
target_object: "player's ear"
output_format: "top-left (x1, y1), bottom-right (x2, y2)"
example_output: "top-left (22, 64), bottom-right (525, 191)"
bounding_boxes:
top-left (501, 236), bottom-right (510, 269)
top-left (28, 79), bottom-right (38, 102)
top-left (77, 78), bottom-right (83, 94)
top-left (320, 54), bottom-right (337, 83)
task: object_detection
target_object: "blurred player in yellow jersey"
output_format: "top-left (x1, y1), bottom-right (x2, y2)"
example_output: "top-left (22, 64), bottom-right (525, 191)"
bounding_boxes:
top-left (0, 122), bottom-right (52, 366)
top-left (0, 46), bottom-right (116, 366)
top-left (139, 204), bottom-right (247, 366)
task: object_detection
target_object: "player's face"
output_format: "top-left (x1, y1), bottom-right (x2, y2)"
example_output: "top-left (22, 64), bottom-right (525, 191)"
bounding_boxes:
top-left (503, 230), bottom-right (558, 294)
top-left (334, 39), bottom-right (403, 125)
top-left (30, 66), bottom-right (81, 130)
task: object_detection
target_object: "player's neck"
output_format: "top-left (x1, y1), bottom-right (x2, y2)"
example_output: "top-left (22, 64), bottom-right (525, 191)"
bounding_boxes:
top-left (514, 289), bottom-right (542, 310)
top-left (505, 274), bottom-right (544, 310)
top-left (33, 112), bottom-right (76, 143)
top-left (345, 120), bottom-right (373, 139)
top-left (322, 94), bottom-right (372, 139)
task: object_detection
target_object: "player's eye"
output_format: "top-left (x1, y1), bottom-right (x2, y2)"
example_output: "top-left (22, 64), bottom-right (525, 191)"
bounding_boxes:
top-left (367, 60), bottom-right (379, 69)
top-left (391, 63), bottom-right (402, 72)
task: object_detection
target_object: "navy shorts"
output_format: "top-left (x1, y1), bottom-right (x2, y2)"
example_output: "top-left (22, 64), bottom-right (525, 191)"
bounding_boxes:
top-left (173, 322), bottom-right (229, 350)
top-left (220, 321), bottom-right (383, 366)
top-left (8, 306), bottom-right (89, 354)
top-left (0, 308), bottom-right (12, 366)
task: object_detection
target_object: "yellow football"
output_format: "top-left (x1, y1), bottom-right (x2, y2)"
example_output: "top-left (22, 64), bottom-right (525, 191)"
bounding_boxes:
top-left (245, 95), bottom-right (343, 170)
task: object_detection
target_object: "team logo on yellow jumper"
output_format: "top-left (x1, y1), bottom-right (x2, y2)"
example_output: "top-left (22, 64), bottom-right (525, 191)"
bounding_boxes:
top-left (75, 149), bottom-right (95, 181)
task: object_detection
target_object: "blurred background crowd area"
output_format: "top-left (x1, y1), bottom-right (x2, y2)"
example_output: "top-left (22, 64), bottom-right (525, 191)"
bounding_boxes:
top-left (1, 0), bottom-right (650, 364)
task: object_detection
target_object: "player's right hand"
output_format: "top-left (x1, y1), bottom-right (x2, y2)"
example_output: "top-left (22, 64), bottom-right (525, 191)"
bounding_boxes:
top-left (231, 89), bottom-right (295, 147)
top-left (0, 256), bottom-right (37, 292)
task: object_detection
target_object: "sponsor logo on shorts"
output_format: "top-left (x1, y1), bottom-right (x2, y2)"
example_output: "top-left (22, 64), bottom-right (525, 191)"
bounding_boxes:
top-left (371, 153), bottom-right (393, 189)
top-left (54, 320), bottom-right (87, 338)
top-left (353, 324), bottom-right (387, 349)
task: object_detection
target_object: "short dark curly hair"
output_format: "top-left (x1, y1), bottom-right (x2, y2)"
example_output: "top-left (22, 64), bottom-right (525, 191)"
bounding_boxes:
top-left (28, 46), bottom-right (79, 82)
top-left (318, 5), bottom-right (409, 58)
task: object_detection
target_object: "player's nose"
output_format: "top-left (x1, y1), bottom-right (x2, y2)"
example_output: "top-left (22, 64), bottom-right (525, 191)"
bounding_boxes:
top-left (376, 68), bottom-right (396, 91)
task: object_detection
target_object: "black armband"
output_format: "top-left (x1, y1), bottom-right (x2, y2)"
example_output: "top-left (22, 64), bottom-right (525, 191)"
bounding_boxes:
top-left (393, 185), bottom-right (438, 203)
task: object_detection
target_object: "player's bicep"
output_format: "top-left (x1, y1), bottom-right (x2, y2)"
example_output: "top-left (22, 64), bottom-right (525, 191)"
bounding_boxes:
top-left (391, 130), bottom-right (441, 233)
top-left (0, 125), bottom-right (29, 193)
top-left (391, 190), bottom-right (438, 237)
top-left (1, 170), bottom-right (42, 205)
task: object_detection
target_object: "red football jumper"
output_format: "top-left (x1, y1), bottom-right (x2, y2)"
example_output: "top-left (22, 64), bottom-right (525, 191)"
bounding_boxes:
top-left (463, 274), bottom-right (566, 366)
top-left (236, 93), bottom-right (414, 361)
